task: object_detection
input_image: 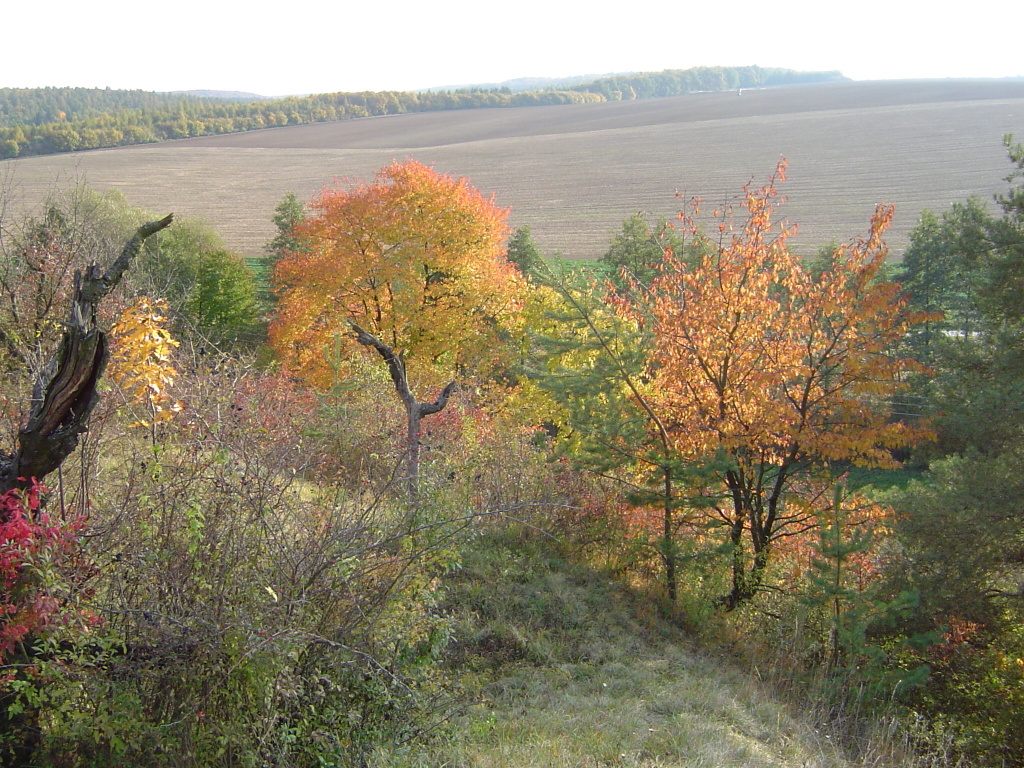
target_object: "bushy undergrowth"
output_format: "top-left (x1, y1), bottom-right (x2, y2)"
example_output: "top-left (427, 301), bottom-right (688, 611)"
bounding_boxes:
top-left (0, 309), bottom-right (620, 767)
top-left (0, 352), bottom-right (487, 767)
top-left (0, 349), bottom-right (989, 767)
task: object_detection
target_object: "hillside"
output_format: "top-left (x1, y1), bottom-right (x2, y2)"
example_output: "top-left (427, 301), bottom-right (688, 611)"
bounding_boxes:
top-left (376, 528), bottom-right (864, 768)
top-left (2, 106), bottom-right (1021, 767)
top-left (4, 79), bottom-right (1024, 259)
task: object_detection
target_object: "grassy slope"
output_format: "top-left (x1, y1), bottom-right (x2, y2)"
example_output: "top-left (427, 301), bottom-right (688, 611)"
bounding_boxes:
top-left (374, 528), bottom-right (853, 768)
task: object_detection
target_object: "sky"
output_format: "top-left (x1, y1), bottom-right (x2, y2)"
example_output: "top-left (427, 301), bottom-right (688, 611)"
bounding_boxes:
top-left (4, 0), bottom-right (1019, 96)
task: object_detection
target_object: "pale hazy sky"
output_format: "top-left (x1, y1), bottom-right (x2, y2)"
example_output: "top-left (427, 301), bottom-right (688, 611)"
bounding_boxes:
top-left (5, 0), bottom-right (1019, 95)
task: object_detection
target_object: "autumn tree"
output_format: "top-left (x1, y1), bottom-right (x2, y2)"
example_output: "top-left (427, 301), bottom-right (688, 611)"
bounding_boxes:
top-left (627, 163), bottom-right (929, 609)
top-left (270, 160), bottom-right (524, 495)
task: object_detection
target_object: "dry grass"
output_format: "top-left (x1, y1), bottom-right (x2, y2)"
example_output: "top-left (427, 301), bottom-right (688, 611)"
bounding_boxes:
top-left (368, 529), bottom-right (860, 768)
top-left (3, 80), bottom-right (1024, 261)
top-left (411, 657), bottom-right (849, 768)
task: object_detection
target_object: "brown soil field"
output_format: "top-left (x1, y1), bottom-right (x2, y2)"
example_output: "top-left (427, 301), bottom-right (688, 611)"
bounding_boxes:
top-left (3, 79), bottom-right (1024, 260)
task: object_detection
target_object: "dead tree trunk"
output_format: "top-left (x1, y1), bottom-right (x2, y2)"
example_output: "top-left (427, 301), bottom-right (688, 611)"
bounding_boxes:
top-left (0, 213), bottom-right (173, 493)
top-left (349, 321), bottom-right (455, 499)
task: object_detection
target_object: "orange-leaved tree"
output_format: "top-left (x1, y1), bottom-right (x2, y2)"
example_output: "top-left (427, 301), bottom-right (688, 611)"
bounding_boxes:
top-left (625, 162), bottom-right (931, 609)
top-left (270, 160), bottom-right (524, 495)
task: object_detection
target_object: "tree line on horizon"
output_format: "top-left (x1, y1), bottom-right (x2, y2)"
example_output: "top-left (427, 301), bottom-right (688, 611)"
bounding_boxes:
top-left (0, 66), bottom-right (844, 159)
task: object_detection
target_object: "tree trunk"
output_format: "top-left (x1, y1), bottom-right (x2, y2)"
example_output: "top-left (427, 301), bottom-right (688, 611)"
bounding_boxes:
top-left (349, 322), bottom-right (455, 499)
top-left (405, 402), bottom-right (422, 496)
top-left (662, 465), bottom-right (676, 602)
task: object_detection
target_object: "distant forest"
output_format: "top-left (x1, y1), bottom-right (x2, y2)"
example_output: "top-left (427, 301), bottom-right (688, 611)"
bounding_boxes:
top-left (0, 66), bottom-right (844, 159)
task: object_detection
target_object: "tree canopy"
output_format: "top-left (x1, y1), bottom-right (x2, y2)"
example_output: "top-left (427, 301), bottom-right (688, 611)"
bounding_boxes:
top-left (270, 160), bottom-right (524, 391)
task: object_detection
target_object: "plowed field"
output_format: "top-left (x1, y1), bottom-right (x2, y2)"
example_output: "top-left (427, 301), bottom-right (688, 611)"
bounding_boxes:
top-left (5, 79), bottom-right (1024, 259)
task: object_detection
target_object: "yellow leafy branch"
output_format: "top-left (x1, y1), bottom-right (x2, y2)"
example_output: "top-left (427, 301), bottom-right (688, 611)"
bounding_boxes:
top-left (107, 297), bottom-right (183, 428)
